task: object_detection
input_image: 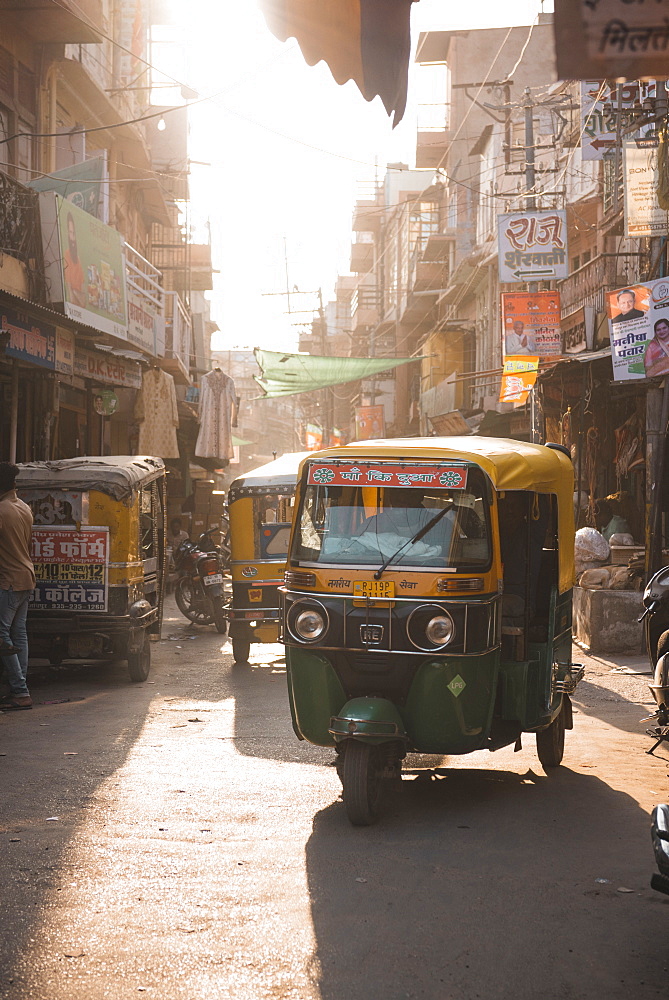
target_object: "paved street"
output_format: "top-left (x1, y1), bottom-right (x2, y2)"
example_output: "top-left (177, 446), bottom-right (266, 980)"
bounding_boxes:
top-left (1, 596), bottom-right (668, 1000)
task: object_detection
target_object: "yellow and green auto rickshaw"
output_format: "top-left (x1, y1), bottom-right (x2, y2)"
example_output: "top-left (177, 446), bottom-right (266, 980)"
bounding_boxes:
top-left (17, 456), bottom-right (167, 682)
top-left (226, 452), bottom-right (308, 663)
top-left (281, 437), bottom-right (584, 825)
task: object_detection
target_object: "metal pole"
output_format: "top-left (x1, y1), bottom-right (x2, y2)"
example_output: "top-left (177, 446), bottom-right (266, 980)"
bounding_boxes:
top-left (524, 88), bottom-right (542, 443)
top-left (9, 362), bottom-right (18, 463)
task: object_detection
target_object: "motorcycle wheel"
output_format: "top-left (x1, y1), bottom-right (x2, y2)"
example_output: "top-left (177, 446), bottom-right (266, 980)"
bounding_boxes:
top-left (213, 605), bottom-right (228, 635)
top-left (536, 700), bottom-right (566, 769)
top-left (341, 741), bottom-right (383, 826)
top-left (175, 577), bottom-right (214, 625)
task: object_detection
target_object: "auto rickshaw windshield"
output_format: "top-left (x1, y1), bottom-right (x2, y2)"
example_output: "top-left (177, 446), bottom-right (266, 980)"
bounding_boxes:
top-left (293, 466), bottom-right (491, 570)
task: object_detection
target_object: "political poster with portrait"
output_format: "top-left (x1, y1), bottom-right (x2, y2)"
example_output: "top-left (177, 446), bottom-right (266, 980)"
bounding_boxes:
top-left (501, 291), bottom-right (562, 359)
top-left (607, 278), bottom-right (669, 380)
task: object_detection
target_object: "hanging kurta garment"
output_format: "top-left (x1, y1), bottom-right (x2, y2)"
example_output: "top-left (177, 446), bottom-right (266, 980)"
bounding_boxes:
top-left (195, 369), bottom-right (238, 460)
top-left (134, 368), bottom-right (179, 458)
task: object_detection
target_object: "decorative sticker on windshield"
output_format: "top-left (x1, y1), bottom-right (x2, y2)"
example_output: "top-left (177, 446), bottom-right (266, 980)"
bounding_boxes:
top-left (307, 463), bottom-right (469, 489)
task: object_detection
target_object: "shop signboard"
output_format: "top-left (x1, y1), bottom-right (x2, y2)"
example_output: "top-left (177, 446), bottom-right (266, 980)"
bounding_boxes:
top-left (355, 404), bottom-right (385, 440)
top-left (39, 191), bottom-right (128, 340)
top-left (607, 278), bottom-right (669, 380)
top-left (501, 291), bottom-right (562, 359)
top-left (74, 346), bottom-right (142, 389)
top-left (1, 305), bottom-right (56, 369)
top-left (581, 81), bottom-right (656, 161)
top-left (307, 462), bottom-right (469, 490)
top-left (127, 285), bottom-right (165, 357)
top-left (497, 210), bottom-right (568, 282)
top-left (624, 140), bottom-right (669, 238)
top-left (562, 306), bottom-right (595, 355)
top-left (55, 328), bottom-right (74, 375)
top-left (27, 154), bottom-right (108, 221)
top-left (555, 0), bottom-right (669, 80)
top-left (499, 356), bottom-right (539, 405)
top-left (30, 526), bottom-right (109, 612)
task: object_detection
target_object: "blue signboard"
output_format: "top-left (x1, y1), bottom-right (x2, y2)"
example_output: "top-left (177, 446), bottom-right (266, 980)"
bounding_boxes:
top-left (1, 305), bottom-right (56, 369)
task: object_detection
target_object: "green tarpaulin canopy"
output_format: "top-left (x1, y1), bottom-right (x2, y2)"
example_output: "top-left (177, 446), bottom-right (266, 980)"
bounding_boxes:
top-left (254, 348), bottom-right (422, 398)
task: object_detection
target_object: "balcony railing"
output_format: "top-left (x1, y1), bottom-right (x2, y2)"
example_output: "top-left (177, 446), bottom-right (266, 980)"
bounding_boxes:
top-left (557, 253), bottom-right (630, 318)
top-left (0, 170), bottom-right (45, 301)
top-left (163, 291), bottom-right (192, 382)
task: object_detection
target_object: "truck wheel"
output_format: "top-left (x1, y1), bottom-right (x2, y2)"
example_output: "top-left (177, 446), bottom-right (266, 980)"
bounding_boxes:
top-left (536, 700), bottom-right (566, 769)
top-left (128, 632), bottom-right (151, 683)
top-left (232, 637), bottom-right (251, 663)
top-left (342, 741), bottom-right (383, 826)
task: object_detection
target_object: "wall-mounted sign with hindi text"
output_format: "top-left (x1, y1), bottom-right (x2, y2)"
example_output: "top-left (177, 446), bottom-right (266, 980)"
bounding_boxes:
top-left (555, 0), bottom-right (669, 80)
top-left (497, 211), bottom-right (568, 283)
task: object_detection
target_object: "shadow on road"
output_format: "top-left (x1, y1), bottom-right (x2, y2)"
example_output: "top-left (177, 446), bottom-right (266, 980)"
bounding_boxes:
top-left (0, 658), bottom-right (156, 996)
top-left (305, 765), bottom-right (668, 1000)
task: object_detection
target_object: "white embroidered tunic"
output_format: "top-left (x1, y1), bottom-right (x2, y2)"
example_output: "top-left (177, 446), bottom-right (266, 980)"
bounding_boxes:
top-left (195, 369), bottom-right (238, 460)
top-left (134, 368), bottom-right (179, 458)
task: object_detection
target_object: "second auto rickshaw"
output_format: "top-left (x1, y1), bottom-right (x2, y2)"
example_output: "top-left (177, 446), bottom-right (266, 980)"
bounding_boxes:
top-left (226, 452), bottom-right (307, 663)
top-left (281, 437), bottom-right (584, 824)
top-left (17, 455), bottom-right (167, 682)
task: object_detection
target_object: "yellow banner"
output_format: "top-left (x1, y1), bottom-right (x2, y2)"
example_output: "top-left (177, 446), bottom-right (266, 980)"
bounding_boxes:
top-left (499, 355), bottom-right (539, 405)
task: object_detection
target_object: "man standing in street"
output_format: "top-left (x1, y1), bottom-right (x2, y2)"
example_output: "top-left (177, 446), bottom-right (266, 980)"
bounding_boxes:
top-left (0, 462), bottom-right (35, 710)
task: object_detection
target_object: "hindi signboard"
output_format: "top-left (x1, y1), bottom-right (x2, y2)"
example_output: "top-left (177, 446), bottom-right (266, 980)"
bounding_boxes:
top-left (1, 305), bottom-right (56, 369)
top-left (306, 462), bottom-right (469, 490)
top-left (624, 140), bottom-right (669, 238)
top-left (555, 0), bottom-right (669, 81)
top-left (73, 346), bottom-right (142, 389)
top-left (30, 526), bottom-right (109, 612)
top-left (497, 211), bottom-right (568, 282)
top-left (501, 291), bottom-right (562, 359)
top-left (607, 278), bottom-right (669, 380)
top-left (581, 81), bottom-right (656, 161)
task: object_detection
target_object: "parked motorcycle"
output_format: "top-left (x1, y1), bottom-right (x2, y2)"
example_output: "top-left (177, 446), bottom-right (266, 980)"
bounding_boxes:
top-left (639, 566), bottom-right (669, 753)
top-left (638, 568), bottom-right (669, 895)
top-left (173, 527), bottom-right (228, 634)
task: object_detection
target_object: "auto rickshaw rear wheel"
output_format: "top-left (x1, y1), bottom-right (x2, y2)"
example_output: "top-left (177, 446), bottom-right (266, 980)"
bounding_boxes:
top-left (341, 741), bottom-right (383, 826)
top-left (536, 699), bottom-right (566, 769)
top-left (232, 636), bottom-right (251, 663)
top-left (127, 631), bottom-right (151, 683)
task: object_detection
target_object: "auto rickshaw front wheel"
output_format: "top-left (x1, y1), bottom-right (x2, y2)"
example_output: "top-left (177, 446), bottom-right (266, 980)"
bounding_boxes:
top-left (536, 699), bottom-right (566, 769)
top-left (341, 741), bottom-right (384, 826)
top-left (127, 630), bottom-right (151, 683)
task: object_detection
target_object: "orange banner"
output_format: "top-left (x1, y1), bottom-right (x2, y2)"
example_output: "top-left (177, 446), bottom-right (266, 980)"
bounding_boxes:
top-left (499, 355), bottom-right (539, 405)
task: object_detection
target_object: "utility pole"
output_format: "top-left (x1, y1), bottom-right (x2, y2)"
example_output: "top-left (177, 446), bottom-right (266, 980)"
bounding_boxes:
top-left (523, 87), bottom-right (542, 445)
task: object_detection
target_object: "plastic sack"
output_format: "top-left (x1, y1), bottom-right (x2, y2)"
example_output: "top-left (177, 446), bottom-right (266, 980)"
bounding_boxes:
top-left (575, 526), bottom-right (610, 575)
top-left (608, 533), bottom-right (635, 547)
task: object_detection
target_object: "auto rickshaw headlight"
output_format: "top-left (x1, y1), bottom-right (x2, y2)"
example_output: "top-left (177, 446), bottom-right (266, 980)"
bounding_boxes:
top-left (425, 614), bottom-right (455, 646)
top-left (294, 607), bottom-right (326, 641)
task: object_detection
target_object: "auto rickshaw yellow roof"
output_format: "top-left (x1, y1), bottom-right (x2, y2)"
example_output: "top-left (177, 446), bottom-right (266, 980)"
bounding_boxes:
top-left (303, 436), bottom-right (573, 498)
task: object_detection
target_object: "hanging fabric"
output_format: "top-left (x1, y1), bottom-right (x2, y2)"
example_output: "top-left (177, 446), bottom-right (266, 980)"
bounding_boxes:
top-left (195, 369), bottom-right (238, 460)
top-left (134, 367), bottom-right (179, 458)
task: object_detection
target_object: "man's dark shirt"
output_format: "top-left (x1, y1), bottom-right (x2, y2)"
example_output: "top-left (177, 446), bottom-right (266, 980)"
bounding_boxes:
top-left (612, 308), bottom-right (645, 323)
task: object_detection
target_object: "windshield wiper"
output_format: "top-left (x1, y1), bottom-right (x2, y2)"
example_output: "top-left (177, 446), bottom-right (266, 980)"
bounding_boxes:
top-left (373, 506), bottom-right (452, 580)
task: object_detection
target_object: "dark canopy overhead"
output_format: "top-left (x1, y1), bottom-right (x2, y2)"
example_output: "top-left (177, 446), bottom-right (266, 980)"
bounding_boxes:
top-left (259, 0), bottom-right (414, 126)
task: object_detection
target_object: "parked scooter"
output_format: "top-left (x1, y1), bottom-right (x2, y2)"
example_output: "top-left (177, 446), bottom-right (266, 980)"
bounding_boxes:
top-left (173, 527), bottom-right (228, 634)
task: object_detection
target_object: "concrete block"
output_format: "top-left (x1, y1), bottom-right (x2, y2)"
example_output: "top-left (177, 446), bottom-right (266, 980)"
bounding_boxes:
top-left (572, 585), bottom-right (644, 654)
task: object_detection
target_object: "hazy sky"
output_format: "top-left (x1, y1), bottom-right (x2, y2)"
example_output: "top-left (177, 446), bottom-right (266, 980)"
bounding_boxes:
top-left (162, 0), bottom-right (552, 354)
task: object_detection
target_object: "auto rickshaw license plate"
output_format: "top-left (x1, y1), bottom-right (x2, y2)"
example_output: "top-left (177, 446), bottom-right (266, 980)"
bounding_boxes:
top-left (353, 580), bottom-right (395, 600)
